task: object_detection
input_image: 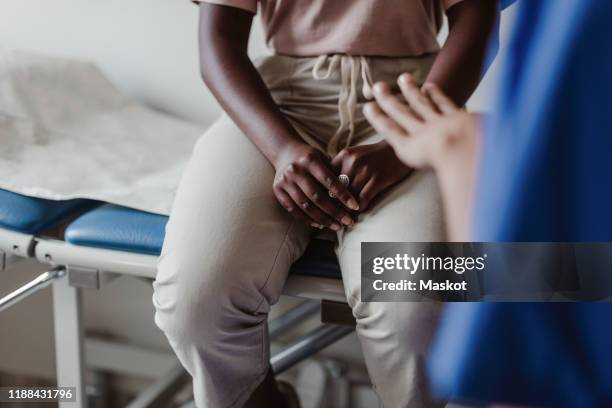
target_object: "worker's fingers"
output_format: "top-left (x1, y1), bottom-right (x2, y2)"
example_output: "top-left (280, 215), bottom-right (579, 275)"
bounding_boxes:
top-left (363, 101), bottom-right (428, 167)
top-left (363, 102), bottom-right (410, 144)
top-left (421, 82), bottom-right (459, 115)
top-left (398, 73), bottom-right (439, 120)
top-left (371, 82), bottom-right (423, 133)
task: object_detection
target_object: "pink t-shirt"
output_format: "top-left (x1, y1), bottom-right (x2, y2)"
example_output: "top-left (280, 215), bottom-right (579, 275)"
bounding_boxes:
top-left (195, 0), bottom-right (465, 57)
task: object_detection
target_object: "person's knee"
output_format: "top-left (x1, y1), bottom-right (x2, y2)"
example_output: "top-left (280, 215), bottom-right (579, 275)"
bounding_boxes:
top-left (350, 299), bottom-right (442, 349)
top-left (153, 256), bottom-right (203, 346)
top-left (153, 245), bottom-right (262, 348)
top-left (348, 295), bottom-right (385, 324)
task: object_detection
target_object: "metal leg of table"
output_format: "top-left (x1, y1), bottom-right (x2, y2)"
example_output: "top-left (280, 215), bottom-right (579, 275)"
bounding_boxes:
top-left (53, 275), bottom-right (87, 408)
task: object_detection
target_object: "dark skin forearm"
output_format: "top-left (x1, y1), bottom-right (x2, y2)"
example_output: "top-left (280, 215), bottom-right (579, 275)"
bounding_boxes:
top-left (198, 4), bottom-right (302, 166)
top-left (341, 0), bottom-right (498, 209)
top-left (198, 1), bottom-right (498, 225)
top-left (199, 3), bottom-right (359, 231)
top-left (426, 0), bottom-right (499, 105)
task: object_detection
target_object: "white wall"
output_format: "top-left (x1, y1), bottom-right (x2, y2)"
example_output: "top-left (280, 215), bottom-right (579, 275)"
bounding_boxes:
top-left (0, 0), bottom-right (517, 126)
top-left (0, 0), bottom-right (268, 126)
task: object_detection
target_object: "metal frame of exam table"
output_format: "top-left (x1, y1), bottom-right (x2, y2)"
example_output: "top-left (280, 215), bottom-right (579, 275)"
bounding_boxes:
top-left (0, 192), bottom-right (96, 296)
top-left (0, 229), bottom-right (65, 311)
top-left (0, 228), bottom-right (34, 268)
top-left (0, 192), bottom-right (96, 406)
top-left (1, 205), bottom-right (354, 408)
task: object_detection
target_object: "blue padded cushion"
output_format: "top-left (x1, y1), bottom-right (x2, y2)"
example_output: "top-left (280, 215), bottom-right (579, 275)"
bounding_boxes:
top-left (65, 204), bottom-right (342, 278)
top-left (0, 189), bottom-right (93, 234)
top-left (65, 204), bottom-right (168, 256)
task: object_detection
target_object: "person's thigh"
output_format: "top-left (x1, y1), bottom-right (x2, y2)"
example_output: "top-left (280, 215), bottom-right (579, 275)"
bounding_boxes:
top-left (153, 115), bottom-right (313, 407)
top-left (156, 115), bottom-right (311, 314)
top-left (337, 170), bottom-right (446, 407)
top-left (337, 169), bottom-right (445, 295)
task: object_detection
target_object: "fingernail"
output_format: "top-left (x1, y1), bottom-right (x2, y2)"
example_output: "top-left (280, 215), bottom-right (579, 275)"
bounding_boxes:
top-left (399, 73), bottom-right (411, 84)
top-left (348, 198), bottom-right (360, 211)
top-left (331, 223), bottom-right (341, 231)
top-left (341, 215), bottom-right (353, 226)
top-left (311, 223), bottom-right (322, 229)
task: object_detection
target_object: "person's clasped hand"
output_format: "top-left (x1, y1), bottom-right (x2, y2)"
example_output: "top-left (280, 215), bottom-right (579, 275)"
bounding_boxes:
top-left (330, 141), bottom-right (412, 211)
top-left (273, 72), bottom-right (478, 231)
top-left (273, 138), bottom-right (414, 230)
top-left (273, 142), bottom-right (359, 231)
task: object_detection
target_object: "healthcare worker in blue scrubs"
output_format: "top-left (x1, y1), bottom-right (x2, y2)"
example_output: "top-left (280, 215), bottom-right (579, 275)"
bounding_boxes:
top-left (363, 0), bottom-right (612, 406)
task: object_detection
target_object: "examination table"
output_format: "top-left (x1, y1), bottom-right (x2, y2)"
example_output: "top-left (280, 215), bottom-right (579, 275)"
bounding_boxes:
top-left (0, 189), bottom-right (353, 407)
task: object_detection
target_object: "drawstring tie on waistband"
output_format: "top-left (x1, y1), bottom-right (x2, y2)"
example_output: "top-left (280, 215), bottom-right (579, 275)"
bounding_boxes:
top-left (312, 55), bottom-right (375, 155)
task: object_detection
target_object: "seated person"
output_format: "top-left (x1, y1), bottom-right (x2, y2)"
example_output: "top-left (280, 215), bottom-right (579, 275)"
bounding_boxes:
top-left (153, 0), bottom-right (498, 407)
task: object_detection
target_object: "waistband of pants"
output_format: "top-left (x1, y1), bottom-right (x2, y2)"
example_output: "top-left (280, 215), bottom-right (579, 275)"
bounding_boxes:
top-left (259, 53), bottom-right (437, 155)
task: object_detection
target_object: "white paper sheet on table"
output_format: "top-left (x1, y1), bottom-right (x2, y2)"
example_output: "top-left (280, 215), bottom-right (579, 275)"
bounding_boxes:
top-left (0, 49), bottom-right (204, 216)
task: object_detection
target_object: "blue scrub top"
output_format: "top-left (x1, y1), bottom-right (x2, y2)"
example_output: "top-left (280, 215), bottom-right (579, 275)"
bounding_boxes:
top-left (474, 0), bottom-right (612, 242)
top-left (428, 1), bottom-right (612, 406)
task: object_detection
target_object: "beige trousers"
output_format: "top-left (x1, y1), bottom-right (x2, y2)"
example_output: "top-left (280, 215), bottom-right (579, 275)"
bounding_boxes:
top-left (153, 54), bottom-right (445, 408)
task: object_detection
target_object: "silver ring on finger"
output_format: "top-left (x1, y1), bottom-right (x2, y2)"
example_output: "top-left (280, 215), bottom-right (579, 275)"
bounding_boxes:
top-left (328, 174), bottom-right (351, 198)
top-left (339, 174), bottom-right (350, 187)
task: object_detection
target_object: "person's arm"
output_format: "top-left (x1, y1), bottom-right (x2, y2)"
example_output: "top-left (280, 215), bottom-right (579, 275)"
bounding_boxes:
top-left (198, 4), bottom-right (358, 230)
top-left (426, 0), bottom-right (499, 105)
top-left (198, 4), bottom-right (296, 166)
top-left (363, 77), bottom-right (481, 241)
top-left (331, 0), bottom-right (497, 211)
